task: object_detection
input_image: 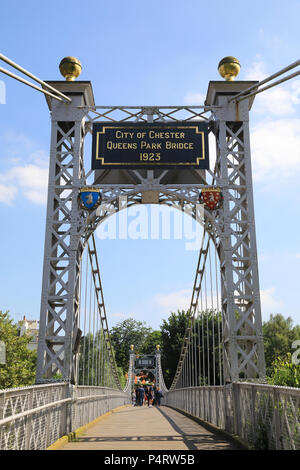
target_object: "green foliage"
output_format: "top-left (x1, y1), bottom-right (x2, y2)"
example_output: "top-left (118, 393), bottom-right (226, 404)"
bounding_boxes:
top-left (193, 309), bottom-right (223, 385)
top-left (159, 309), bottom-right (223, 387)
top-left (140, 330), bottom-right (162, 355)
top-left (77, 312), bottom-right (300, 389)
top-left (160, 310), bottom-right (189, 388)
top-left (78, 330), bottom-right (118, 387)
top-left (0, 310), bottom-right (37, 389)
top-left (110, 319), bottom-right (153, 372)
top-left (117, 366), bottom-right (127, 389)
top-left (267, 353), bottom-right (300, 388)
top-left (263, 314), bottom-right (300, 376)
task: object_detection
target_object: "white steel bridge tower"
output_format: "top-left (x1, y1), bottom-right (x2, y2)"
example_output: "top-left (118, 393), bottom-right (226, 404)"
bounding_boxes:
top-left (36, 56), bottom-right (266, 385)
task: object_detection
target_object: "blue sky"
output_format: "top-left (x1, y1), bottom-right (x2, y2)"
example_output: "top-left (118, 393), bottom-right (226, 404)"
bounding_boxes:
top-left (0, 0), bottom-right (300, 331)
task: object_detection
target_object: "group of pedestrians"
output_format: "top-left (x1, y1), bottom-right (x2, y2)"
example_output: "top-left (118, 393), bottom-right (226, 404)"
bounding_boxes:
top-left (131, 385), bottom-right (164, 408)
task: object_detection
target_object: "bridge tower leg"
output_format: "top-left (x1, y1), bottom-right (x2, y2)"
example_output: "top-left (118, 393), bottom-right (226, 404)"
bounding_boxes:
top-left (155, 347), bottom-right (168, 392)
top-left (206, 82), bottom-right (266, 382)
top-left (128, 347), bottom-right (136, 392)
top-left (36, 81), bottom-right (94, 383)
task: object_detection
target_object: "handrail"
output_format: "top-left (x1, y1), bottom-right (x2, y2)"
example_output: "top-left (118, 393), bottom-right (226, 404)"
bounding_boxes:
top-left (0, 398), bottom-right (72, 426)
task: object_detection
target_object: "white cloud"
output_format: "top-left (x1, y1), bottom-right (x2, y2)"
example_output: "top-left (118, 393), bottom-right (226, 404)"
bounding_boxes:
top-left (110, 312), bottom-right (130, 319)
top-left (258, 252), bottom-right (268, 263)
top-left (244, 58), bottom-right (300, 117)
top-left (251, 118), bottom-right (300, 181)
top-left (108, 311), bottom-right (137, 328)
top-left (244, 57), bottom-right (267, 82)
top-left (184, 92), bottom-right (206, 105)
top-left (155, 285), bottom-right (223, 314)
top-left (155, 286), bottom-right (283, 319)
top-left (182, 58), bottom-right (300, 184)
top-left (254, 82), bottom-right (300, 117)
top-left (246, 59), bottom-right (300, 182)
top-left (23, 189), bottom-right (47, 205)
top-left (6, 164), bottom-right (48, 189)
top-left (1, 131), bottom-right (48, 164)
top-left (155, 288), bottom-right (192, 313)
top-left (296, 253), bottom-right (300, 259)
top-left (0, 183), bottom-right (18, 205)
top-left (0, 164), bottom-right (48, 205)
top-left (0, 131), bottom-right (49, 206)
top-left (260, 287), bottom-right (283, 313)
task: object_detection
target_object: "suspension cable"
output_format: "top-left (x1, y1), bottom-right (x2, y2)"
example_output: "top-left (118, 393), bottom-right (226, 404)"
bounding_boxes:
top-left (0, 53), bottom-right (72, 103)
top-left (228, 59), bottom-right (300, 103)
top-left (170, 222), bottom-right (224, 391)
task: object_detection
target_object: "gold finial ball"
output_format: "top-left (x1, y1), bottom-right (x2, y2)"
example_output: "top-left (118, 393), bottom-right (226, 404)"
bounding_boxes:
top-left (156, 344), bottom-right (160, 351)
top-left (130, 344), bottom-right (134, 351)
top-left (218, 56), bottom-right (241, 81)
top-left (59, 56), bottom-right (82, 81)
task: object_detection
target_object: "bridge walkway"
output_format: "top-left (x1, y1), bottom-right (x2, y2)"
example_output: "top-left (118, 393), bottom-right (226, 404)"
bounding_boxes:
top-left (60, 405), bottom-right (242, 451)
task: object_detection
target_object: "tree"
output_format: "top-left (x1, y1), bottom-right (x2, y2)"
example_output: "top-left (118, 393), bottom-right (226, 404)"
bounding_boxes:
top-left (140, 330), bottom-right (162, 355)
top-left (160, 309), bottom-right (223, 388)
top-left (110, 318), bottom-right (153, 373)
top-left (192, 309), bottom-right (223, 385)
top-left (267, 353), bottom-right (300, 387)
top-left (0, 310), bottom-right (37, 389)
top-left (78, 330), bottom-right (124, 388)
top-left (263, 314), bottom-right (300, 376)
top-left (160, 310), bottom-right (189, 388)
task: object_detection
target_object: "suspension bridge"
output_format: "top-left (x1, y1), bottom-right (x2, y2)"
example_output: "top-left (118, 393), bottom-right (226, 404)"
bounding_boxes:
top-left (0, 54), bottom-right (299, 451)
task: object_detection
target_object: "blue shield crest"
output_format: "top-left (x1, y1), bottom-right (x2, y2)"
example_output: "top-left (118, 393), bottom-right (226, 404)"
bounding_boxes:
top-left (78, 187), bottom-right (102, 210)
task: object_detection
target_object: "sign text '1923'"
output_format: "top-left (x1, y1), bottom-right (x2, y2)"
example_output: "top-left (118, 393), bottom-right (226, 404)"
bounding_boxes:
top-left (91, 122), bottom-right (209, 170)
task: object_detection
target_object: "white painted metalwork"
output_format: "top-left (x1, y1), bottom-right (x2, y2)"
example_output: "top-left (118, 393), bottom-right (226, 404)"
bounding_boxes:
top-left (166, 383), bottom-right (300, 450)
top-left (36, 81), bottom-right (267, 385)
top-left (83, 234), bottom-right (121, 388)
top-left (0, 383), bottom-right (129, 450)
top-left (36, 95), bottom-right (87, 383)
top-left (170, 228), bottom-right (224, 391)
top-left (155, 350), bottom-right (169, 394)
top-left (123, 350), bottom-right (136, 394)
top-left (2, 59), bottom-right (300, 451)
top-left (229, 59), bottom-right (300, 103)
top-left (0, 383), bottom-right (71, 450)
top-left (123, 348), bottom-right (168, 394)
top-left (1, 381), bottom-right (298, 450)
top-left (0, 54), bottom-right (71, 102)
top-left (35, 64), bottom-right (300, 424)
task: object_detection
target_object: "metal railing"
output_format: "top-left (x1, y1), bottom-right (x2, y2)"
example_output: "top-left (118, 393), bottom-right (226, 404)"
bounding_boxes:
top-left (1, 382), bottom-right (299, 450)
top-left (0, 383), bottom-right (130, 450)
top-left (165, 383), bottom-right (300, 450)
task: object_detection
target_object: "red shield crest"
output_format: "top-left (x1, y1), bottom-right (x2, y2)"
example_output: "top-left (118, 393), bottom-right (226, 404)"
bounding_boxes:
top-left (199, 187), bottom-right (223, 210)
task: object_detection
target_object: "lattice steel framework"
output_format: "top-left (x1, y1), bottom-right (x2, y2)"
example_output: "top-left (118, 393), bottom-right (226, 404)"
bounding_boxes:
top-left (36, 79), bottom-right (266, 385)
top-left (123, 348), bottom-right (169, 394)
top-left (36, 88), bottom-right (88, 383)
top-left (212, 89), bottom-right (266, 382)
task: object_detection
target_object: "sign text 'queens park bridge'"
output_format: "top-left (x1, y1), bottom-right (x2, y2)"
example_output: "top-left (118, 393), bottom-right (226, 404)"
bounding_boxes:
top-left (91, 121), bottom-right (209, 170)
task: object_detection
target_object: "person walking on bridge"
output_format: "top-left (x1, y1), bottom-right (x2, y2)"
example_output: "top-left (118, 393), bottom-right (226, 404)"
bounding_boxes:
top-left (146, 386), bottom-right (154, 407)
top-left (131, 389), bottom-right (136, 406)
top-left (135, 386), bottom-right (140, 406)
top-left (155, 387), bottom-right (164, 407)
top-left (138, 385), bottom-right (145, 406)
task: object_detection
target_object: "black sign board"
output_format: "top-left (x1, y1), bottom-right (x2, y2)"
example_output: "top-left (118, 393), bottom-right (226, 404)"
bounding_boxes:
top-left (91, 122), bottom-right (209, 169)
top-left (135, 357), bottom-right (155, 369)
